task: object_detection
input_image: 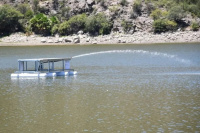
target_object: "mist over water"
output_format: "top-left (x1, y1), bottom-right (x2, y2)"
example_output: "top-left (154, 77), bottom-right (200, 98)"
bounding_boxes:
top-left (0, 44), bottom-right (200, 132)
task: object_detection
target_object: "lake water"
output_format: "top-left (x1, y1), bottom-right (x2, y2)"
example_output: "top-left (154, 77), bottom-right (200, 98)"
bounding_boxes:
top-left (0, 44), bottom-right (200, 132)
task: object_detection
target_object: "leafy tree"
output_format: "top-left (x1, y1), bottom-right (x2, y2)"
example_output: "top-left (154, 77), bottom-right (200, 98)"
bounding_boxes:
top-left (121, 20), bottom-right (132, 33)
top-left (17, 4), bottom-right (29, 15)
top-left (85, 13), bottom-right (112, 35)
top-left (58, 14), bottom-right (87, 35)
top-left (191, 22), bottom-right (199, 31)
top-left (0, 5), bottom-right (23, 35)
top-left (58, 21), bottom-right (70, 35)
top-left (51, 24), bottom-right (59, 35)
top-left (67, 14), bottom-right (87, 34)
top-left (150, 9), bottom-right (168, 20)
top-left (17, 4), bottom-right (34, 19)
top-left (30, 13), bottom-right (52, 35)
top-left (50, 16), bottom-right (60, 26)
top-left (168, 6), bottom-right (185, 22)
top-left (187, 4), bottom-right (200, 17)
top-left (24, 10), bottom-right (34, 19)
top-left (153, 19), bottom-right (177, 33)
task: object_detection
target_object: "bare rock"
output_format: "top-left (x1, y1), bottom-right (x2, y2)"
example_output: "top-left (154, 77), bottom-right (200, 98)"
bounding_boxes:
top-left (78, 30), bottom-right (84, 35)
top-left (41, 39), bottom-right (46, 43)
top-left (54, 39), bottom-right (59, 43)
top-left (122, 40), bottom-right (126, 43)
top-left (38, 1), bottom-right (50, 14)
top-left (79, 0), bottom-right (86, 9)
top-left (47, 39), bottom-right (53, 43)
top-left (118, 38), bottom-right (121, 43)
top-left (73, 36), bottom-right (80, 43)
top-left (65, 38), bottom-right (72, 43)
top-left (58, 38), bottom-right (64, 43)
top-left (92, 41), bottom-right (97, 44)
top-left (86, 37), bottom-right (90, 42)
top-left (87, 0), bottom-right (95, 5)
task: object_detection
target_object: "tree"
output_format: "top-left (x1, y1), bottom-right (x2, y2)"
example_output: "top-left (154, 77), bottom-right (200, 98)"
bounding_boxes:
top-left (0, 5), bottom-right (23, 35)
top-left (150, 9), bottom-right (168, 20)
top-left (30, 13), bottom-right (52, 35)
top-left (58, 14), bottom-right (87, 35)
top-left (17, 4), bottom-right (34, 19)
top-left (67, 14), bottom-right (87, 34)
top-left (85, 13), bottom-right (112, 35)
top-left (168, 6), bottom-right (185, 22)
top-left (58, 21), bottom-right (70, 35)
top-left (153, 19), bottom-right (177, 33)
top-left (191, 22), bottom-right (199, 31)
top-left (121, 20), bottom-right (132, 33)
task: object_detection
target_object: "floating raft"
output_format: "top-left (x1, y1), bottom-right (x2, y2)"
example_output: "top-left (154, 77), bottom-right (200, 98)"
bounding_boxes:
top-left (11, 58), bottom-right (77, 78)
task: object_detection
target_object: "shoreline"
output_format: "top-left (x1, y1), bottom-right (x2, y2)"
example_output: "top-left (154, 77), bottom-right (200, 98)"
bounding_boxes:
top-left (0, 31), bottom-right (200, 46)
top-left (1, 41), bottom-right (200, 47)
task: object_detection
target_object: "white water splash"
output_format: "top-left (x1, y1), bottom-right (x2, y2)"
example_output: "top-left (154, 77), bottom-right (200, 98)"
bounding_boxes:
top-left (72, 50), bottom-right (190, 64)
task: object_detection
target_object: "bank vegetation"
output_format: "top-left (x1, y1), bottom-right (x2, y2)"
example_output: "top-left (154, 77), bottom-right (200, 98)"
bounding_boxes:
top-left (0, 0), bottom-right (199, 37)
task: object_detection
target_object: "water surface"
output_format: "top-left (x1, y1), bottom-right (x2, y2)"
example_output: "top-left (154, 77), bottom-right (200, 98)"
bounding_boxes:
top-left (0, 44), bottom-right (200, 132)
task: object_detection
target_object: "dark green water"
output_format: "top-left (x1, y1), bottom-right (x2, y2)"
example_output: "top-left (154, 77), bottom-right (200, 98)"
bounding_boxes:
top-left (0, 44), bottom-right (200, 132)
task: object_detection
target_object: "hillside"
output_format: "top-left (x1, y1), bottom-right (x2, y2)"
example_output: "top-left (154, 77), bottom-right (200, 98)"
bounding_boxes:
top-left (0, 0), bottom-right (200, 37)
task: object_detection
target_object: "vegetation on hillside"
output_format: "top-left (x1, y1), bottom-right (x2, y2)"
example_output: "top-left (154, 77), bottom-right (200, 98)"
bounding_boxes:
top-left (147, 0), bottom-right (200, 32)
top-left (0, 5), bottom-right (23, 35)
top-left (0, 0), bottom-right (199, 36)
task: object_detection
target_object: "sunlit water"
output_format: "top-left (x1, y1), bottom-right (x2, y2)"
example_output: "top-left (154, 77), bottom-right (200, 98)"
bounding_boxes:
top-left (0, 44), bottom-right (200, 132)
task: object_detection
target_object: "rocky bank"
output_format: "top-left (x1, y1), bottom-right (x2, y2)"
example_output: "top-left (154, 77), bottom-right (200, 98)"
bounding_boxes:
top-left (0, 31), bottom-right (200, 46)
top-left (1, 0), bottom-right (200, 33)
top-left (0, 0), bottom-right (200, 46)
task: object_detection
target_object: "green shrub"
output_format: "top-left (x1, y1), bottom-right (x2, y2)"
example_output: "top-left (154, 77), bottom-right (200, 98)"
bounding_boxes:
top-left (58, 21), bottom-right (70, 35)
top-left (168, 6), bottom-right (185, 22)
top-left (132, 0), bottom-right (142, 16)
top-left (68, 14), bottom-right (87, 33)
top-left (191, 22), bottom-right (199, 31)
top-left (85, 13), bottom-right (112, 35)
top-left (0, 5), bottom-right (23, 35)
top-left (165, 20), bottom-right (177, 31)
top-left (32, 0), bottom-right (39, 14)
top-left (120, 0), bottom-right (128, 6)
top-left (60, 6), bottom-right (71, 21)
top-left (30, 13), bottom-right (52, 35)
top-left (58, 14), bottom-right (87, 35)
top-left (150, 9), bottom-right (168, 20)
top-left (187, 4), bottom-right (200, 17)
top-left (51, 24), bottom-right (59, 35)
top-left (145, 3), bottom-right (155, 15)
top-left (17, 4), bottom-right (34, 19)
top-left (50, 16), bottom-right (60, 25)
top-left (17, 4), bottom-right (30, 14)
top-left (24, 10), bottom-right (34, 19)
top-left (153, 19), bottom-right (177, 33)
top-left (121, 20), bottom-right (132, 33)
top-left (108, 6), bottom-right (119, 13)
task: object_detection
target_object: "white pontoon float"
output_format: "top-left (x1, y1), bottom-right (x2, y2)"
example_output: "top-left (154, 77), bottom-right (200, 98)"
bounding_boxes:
top-left (11, 58), bottom-right (77, 77)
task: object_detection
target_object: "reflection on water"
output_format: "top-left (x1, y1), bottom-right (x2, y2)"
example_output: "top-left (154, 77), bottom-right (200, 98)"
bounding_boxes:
top-left (0, 44), bottom-right (200, 132)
